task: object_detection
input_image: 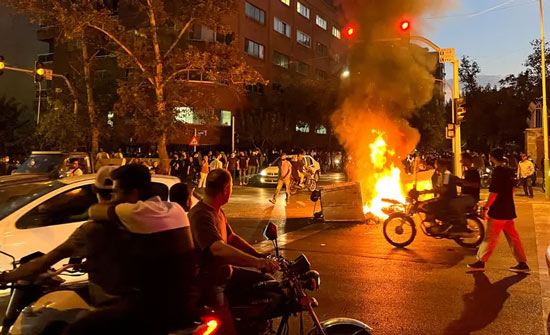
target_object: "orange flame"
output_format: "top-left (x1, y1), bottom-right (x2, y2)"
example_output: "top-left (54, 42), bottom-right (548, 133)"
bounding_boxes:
top-left (361, 131), bottom-right (406, 217)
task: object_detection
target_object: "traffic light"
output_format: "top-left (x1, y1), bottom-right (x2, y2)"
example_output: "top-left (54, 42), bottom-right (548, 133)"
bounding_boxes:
top-left (455, 97), bottom-right (466, 123)
top-left (34, 62), bottom-right (45, 83)
top-left (342, 24), bottom-right (357, 40)
top-left (399, 19), bottom-right (411, 42)
top-left (0, 56), bottom-right (5, 76)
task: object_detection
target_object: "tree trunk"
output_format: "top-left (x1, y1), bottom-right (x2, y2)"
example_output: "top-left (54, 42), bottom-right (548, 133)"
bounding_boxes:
top-left (81, 41), bottom-right (99, 164)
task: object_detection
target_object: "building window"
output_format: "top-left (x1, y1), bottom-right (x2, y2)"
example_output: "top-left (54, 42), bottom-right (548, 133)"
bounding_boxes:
top-left (274, 17), bottom-right (291, 37)
top-left (280, 0), bottom-right (290, 6)
top-left (332, 26), bottom-right (341, 39)
top-left (296, 2), bottom-right (310, 19)
top-left (107, 111), bottom-right (114, 127)
top-left (245, 39), bottom-right (265, 59)
top-left (315, 125), bottom-right (327, 134)
top-left (315, 15), bottom-right (327, 30)
top-left (273, 51), bottom-right (290, 69)
top-left (188, 24), bottom-right (215, 42)
top-left (315, 69), bottom-right (327, 80)
top-left (175, 107), bottom-right (195, 124)
top-left (245, 2), bottom-right (265, 24)
top-left (296, 122), bottom-right (310, 133)
top-left (220, 110), bottom-right (232, 126)
top-left (315, 42), bottom-right (328, 56)
top-left (334, 53), bottom-right (341, 63)
top-left (296, 30), bottom-right (311, 47)
top-left (296, 61), bottom-right (309, 75)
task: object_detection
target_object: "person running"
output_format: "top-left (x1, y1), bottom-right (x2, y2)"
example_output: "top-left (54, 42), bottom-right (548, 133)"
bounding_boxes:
top-left (468, 148), bottom-right (530, 273)
top-left (269, 153), bottom-right (292, 205)
top-left (517, 154), bottom-right (535, 198)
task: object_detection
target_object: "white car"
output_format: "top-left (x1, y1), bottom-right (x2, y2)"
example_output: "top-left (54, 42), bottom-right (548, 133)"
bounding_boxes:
top-left (0, 174), bottom-right (181, 272)
top-left (255, 155), bottom-right (321, 186)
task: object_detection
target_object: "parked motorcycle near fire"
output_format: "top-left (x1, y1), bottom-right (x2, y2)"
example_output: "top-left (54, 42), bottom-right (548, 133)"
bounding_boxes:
top-left (381, 189), bottom-right (485, 249)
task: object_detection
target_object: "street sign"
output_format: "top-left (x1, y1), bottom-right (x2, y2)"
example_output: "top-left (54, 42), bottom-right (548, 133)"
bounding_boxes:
top-left (43, 68), bottom-right (53, 81)
top-left (439, 48), bottom-right (455, 63)
top-left (197, 130), bottom-right (207, 137)
top-left (189, 135), bottom-right (200, 146)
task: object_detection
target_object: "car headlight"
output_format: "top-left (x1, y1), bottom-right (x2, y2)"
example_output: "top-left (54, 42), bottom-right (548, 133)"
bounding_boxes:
top-left (260, 169), bottom-right (267, 176)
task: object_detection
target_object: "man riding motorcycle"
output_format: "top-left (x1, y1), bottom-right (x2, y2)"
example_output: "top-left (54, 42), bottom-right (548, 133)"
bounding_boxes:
top-left (413, 158), bottom-right (470, 234)
top-left (188, 169), bottom-right (280, 335)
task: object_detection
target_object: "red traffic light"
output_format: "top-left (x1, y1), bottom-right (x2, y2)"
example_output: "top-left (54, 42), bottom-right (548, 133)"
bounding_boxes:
top-left (342, 24), bottom-right (357, 40)
top-left (400, 20), bottom-right (411, 31)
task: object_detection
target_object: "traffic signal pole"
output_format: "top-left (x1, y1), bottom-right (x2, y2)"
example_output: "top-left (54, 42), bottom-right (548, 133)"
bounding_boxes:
top-left (539, 0), bottom-right (550, 200)
top-left (3, 64), bottom-right (78, 116)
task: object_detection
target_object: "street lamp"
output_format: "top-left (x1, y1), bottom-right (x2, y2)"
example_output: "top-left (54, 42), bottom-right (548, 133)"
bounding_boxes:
top-left (341, 69), bottom-right (350, 78)
top-left (539, 0), bottom-right (550, 200)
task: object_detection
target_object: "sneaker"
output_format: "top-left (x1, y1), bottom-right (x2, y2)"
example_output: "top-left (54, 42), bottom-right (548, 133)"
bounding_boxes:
top-left (269, 199), bottom-right (276, 205)
top-left (467, 261), bottom-right (485, 271)
top-left (509, 262), bottom-right (530, 273)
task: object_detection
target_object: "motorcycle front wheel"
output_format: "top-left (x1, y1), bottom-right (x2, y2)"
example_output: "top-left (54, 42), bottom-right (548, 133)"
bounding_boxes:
top-left (310, 325), bottom-right (372, 335)
top-left (383, 213), bottom-right (417, 248)
top-left (307, 179), bottom-right (317, 192)
top-left (454, 216), bottom-right (485, 248)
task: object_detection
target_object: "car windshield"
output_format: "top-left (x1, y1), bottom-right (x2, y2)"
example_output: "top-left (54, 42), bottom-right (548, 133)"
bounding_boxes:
top-left (14, 155), bottom-right (65, 174)
top-left (0, 181), bottom-right (65, 220)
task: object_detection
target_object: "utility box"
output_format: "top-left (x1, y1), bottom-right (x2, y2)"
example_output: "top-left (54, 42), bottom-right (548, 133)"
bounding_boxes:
top-left (320, 182), bottom-right (366, 222)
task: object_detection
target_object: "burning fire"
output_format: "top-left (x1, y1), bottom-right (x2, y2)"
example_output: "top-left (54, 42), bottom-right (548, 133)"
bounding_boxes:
top-left (361, 131), bottom-right (407, 218)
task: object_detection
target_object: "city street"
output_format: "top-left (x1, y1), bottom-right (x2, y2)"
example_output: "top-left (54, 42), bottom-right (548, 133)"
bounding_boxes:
top-left (220, 173), bottom-right (550, 334)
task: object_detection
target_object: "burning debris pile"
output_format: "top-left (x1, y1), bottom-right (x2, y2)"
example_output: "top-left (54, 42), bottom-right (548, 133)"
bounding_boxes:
top-left (332, 0), bottom-right (456, 218)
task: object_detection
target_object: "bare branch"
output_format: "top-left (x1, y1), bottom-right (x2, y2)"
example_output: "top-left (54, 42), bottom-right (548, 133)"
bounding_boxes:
top-left (87, 23), bottom-right (154, 85)
top-left (164, 18), bottom-right (195, 59)
top-left (164, 68), bottom-right (194, 86)
top-left (89, 49), bottom-right (101, 62)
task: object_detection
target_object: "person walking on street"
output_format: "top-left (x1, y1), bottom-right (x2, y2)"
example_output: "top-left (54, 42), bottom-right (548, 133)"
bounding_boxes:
top-left (468, 148), bottom-right (530, 273)
top-left (237, 151), bottom-right (249, 186)
top-left (198, 155), bottom-right (209, 188)
top-left (227, 152), bottom-right (237, 181)
top-left (210, 152), bottom-right (223, 171)
top-left (517, 154), bottom-right (535, 198)
top-left (270, 153), bottom-right (292, 205)
top-left (248, 150), bottom-right (260, 177)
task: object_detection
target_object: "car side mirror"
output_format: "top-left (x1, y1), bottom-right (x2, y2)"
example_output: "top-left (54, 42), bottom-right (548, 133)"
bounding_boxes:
top-left (263, 222), bottom-right (278, 241)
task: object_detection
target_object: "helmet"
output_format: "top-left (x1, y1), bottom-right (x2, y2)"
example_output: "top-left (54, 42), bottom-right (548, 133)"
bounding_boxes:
top-left (95, 166), bottom-right (119, 190)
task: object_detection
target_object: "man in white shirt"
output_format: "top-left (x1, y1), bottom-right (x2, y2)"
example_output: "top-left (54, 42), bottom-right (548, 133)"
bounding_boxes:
top-left (517, 154), bottom-right (534, 198)
top-left (68, 158), bottom-right (83, 176)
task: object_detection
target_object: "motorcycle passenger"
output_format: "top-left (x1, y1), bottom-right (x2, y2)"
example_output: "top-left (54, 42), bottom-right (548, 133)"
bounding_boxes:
top-left (188, 169), bottom-right (281, 335)
top-left (86, 164), bottom-right (200, 335)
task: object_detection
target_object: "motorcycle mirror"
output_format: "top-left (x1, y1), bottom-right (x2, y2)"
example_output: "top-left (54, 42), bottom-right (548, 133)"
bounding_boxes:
top-left (263, 222), bottom-right (278, 241)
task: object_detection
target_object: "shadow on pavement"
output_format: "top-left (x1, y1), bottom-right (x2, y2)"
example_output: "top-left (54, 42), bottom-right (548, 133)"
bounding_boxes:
top-left (444, 272), bottom-right (528, 334)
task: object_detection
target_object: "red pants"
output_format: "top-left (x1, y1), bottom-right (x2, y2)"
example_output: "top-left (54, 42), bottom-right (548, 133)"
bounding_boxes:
top-left (477, 218), bottom-right (527, 263)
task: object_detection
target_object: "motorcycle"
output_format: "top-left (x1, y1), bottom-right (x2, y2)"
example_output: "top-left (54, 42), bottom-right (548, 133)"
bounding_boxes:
top-left (229, 222), bottom-right (372, 335)
top-left (0, 252), bottom-right (219, 335)
top-left (381, 190), bottom-right (485, 249)
top-left (289, 170), bottom-right (317, 195)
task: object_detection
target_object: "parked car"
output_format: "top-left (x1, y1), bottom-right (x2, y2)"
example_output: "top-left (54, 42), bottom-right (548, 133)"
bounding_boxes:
top-left (252, 155), bottom-right (321, 186)
top-left (0, 152), bottom-right (93, 188)
top-left (0, 174), bottom-right (181, 272)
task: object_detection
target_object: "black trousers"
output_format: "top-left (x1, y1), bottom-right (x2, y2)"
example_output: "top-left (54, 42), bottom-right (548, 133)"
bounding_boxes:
top-left (521, 177), bottom-right (534, 197)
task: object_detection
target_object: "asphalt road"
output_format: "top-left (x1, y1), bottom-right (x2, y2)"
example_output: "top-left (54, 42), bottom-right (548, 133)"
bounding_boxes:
top-left (231, 173), bottom-right (549, 335)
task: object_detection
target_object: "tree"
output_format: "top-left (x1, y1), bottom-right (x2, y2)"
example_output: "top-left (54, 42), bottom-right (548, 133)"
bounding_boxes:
top-left (0, 96), bottom-right (34, 156)
top-left (3, 0), bottom-right (117, 160)
top-left (57, 0), bottom-right (263, 169)
top-left (459, 55), bottom-right (481, 94)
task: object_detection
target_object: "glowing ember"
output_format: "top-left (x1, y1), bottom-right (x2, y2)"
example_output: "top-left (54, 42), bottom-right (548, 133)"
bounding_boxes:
top-left (361, 131), bottom-right (407, 218)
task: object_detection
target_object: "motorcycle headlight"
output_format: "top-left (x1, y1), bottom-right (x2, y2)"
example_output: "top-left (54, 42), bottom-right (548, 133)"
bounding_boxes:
top-left (260, 169), bottom-right (268, 176)
top-left (300, 270), bottom-right (321, 291)
top-left (486, 168), bottom-right (490, 173)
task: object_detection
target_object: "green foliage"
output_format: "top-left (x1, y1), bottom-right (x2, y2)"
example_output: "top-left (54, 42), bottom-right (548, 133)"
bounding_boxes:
top-left (0, 96), bottom-right (34, 156)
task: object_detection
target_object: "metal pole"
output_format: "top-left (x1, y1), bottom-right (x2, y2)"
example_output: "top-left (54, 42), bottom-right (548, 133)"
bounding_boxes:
top-left (37, 81), bottom-right (41, 125)
top-left (540, 0), bottom-right (550, 200)
top-left (231, 116), bottom-right (235, 153)
top-left (194, 128), bottom-right (197, 153)
top-left (452, 60), bottom-right (462, 176)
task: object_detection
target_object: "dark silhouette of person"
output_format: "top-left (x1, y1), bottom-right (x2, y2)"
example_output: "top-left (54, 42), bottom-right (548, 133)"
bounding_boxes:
top-left (445, 272), bottom-right (528, 334)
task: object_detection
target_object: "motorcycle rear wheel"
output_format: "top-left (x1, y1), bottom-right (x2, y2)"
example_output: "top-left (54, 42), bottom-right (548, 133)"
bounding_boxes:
top-left (383, 213), bottom-right (417, 248)
top-left (307, 179), bottom-right (317, 192)
top-left (454, 216), bottom-right (485, 248)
